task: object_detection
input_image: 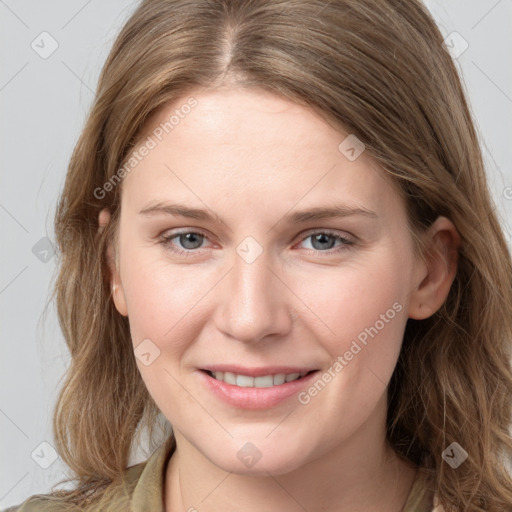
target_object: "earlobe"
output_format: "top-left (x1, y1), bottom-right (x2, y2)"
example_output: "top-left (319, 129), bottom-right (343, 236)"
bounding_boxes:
top-left (109, 244), bottom-right (129, 317)
top-left (110, 276), bottom-right (128, 317)
top-left (99, 208), bottom-right (128, 317)
top-left (408, 217), bottom-right (461, 320)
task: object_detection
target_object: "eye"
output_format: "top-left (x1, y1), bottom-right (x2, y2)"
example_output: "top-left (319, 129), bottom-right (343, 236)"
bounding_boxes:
top-left (159, 229), bottom-right (354, 257)
top-left (159, 230), bottom-right (210, 256)
top-left (297, 230), bottom-right (354, 254)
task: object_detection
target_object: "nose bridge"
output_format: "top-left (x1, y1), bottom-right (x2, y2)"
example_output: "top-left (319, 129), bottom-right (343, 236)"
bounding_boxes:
top-left (215, 240), bottom-right (291, 343)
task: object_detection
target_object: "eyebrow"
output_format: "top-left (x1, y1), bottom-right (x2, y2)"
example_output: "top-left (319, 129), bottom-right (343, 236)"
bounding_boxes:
top-left (138, 201), bottom-right (378, 224)
top-left (282, 204), bottom-right (378, 223)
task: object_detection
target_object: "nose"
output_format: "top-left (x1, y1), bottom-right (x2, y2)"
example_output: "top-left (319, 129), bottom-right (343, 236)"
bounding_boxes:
top-left (213, 247), bottom-right (293, 344)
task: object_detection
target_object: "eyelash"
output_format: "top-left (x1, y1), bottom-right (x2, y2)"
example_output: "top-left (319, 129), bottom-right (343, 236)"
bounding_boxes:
top-left (158, 229), bottom-right (355, 257)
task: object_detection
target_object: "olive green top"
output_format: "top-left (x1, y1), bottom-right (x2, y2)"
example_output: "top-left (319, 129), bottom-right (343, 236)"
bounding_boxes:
top-left (8, 436), bottom-right (439, 511)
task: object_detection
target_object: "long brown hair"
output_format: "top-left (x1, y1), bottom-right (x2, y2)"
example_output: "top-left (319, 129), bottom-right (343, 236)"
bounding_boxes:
top-left (43, 0), bottom-right (512, 510)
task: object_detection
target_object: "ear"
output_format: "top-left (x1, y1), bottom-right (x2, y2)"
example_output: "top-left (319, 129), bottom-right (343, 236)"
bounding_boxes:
top-left (407, 216), bottom-right (461, 320)
top-left (98, 208), bottom-right (128, 317)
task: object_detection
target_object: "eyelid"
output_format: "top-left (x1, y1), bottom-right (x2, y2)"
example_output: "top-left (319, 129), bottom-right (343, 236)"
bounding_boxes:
top-left (159, 227), bottom-right (356, 256)
top-left (296, 228), bottom-right (355, 244)
top-left (159, 228), bottom-right (214, 249)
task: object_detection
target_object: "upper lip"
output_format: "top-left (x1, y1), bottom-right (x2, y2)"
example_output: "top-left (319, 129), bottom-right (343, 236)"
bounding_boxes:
top-left (200, 365), bottom-right (319, 377)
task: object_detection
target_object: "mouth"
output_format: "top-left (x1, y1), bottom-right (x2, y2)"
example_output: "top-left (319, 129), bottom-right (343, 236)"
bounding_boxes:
top-left (198, 367), bottom-right (321, 409)
top-left (201, 369), bottom-right (318, 388)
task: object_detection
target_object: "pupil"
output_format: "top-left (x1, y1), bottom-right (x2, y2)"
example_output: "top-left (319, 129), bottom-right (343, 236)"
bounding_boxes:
top-left (181, 233), bottom-right (203, 249)
top-left (312, 233), bottom-right (335, 250)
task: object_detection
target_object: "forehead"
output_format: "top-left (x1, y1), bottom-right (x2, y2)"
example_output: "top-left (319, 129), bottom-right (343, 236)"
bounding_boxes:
top-left (120, 87), bottom-right (399, 219)
top-left (137, 87), bottom-right (346, 159)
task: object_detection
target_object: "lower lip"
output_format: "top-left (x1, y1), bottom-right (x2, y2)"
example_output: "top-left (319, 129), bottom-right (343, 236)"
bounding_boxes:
top-left (197, 370), bottom-right (319, 410)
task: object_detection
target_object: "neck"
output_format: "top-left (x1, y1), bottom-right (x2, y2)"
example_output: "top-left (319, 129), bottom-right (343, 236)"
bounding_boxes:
top-left (164, 400), bottom-right (417, 512)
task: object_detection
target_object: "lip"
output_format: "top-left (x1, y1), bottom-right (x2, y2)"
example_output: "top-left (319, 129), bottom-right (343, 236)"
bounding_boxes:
top-left (200, 365), bottom-right (317, 377)
top-left (197, 368), bottom-right (320, 410)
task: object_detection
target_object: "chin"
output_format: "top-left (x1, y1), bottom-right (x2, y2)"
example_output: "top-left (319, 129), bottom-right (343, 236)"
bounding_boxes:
top-left (203, 436), bottom-right (312, 477)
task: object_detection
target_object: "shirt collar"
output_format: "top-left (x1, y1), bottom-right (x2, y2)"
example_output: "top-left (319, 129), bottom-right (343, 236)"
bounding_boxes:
top-left (130, 435), bottom-right (176, 512)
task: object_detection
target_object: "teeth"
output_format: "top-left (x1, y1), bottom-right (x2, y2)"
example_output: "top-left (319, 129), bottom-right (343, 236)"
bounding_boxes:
top-left (211, 370), bottom-right (310, 387)
top-left (236, 374), bottom-right (254, 387)
top-left (223, 372), bottom-right (236, 385)
top-left (273, 373), bottom-right (286, 385)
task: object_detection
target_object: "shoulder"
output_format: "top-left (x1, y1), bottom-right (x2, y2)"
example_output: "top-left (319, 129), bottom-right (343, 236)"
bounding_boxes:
top-left (402, 467), bottom-right (440, 512)
top-left (4, 437), bottom-right (173, 512)
top-left (3, 462), bottom-right (146, 512)
top-left (2, 494), bottom-right (76, 512)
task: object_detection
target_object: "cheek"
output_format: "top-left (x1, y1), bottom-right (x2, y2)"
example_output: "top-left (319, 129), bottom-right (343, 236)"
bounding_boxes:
top-left (290, 253), bottom-right (412, 379)
top-left (120, 253), bottom-right (209, 410)
top-left (119, 245), bottom-right (218, 357)
top-left (297, 258), bottom-right (409, 332)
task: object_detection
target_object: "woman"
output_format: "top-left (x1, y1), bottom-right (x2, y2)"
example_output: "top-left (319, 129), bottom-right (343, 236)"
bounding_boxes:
top-left (10, 0), bottom-right (512, 510)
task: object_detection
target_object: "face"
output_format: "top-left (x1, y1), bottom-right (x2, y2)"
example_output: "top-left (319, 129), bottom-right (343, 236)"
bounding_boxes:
top-left (108, 86), bottom-right (426, 475)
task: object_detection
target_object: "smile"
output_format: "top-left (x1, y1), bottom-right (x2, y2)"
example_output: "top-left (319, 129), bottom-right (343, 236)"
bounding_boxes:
top-left (205, 370), bottom-right (314, 388)
top-left (198, 368), bottom-right (320, 409)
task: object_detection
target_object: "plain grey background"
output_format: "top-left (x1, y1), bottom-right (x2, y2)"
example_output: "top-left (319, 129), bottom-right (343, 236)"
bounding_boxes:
top-left (1, 0), bottom-right (511, 509)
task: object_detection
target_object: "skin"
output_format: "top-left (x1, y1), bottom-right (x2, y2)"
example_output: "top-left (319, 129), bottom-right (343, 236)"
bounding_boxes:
top-left (100, 86), bottom-right (460, 511)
